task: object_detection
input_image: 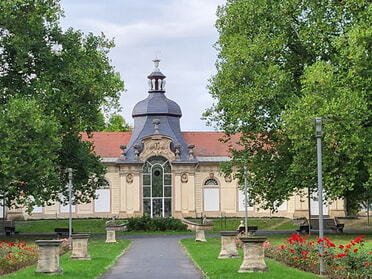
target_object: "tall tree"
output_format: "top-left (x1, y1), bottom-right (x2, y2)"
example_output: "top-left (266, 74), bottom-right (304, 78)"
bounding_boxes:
top-left (0, 0), bottom-right (124, 211)
top-left (103, 113), bottom-right (132, 132)
top-left (205, 0), bottom-right (371, 213)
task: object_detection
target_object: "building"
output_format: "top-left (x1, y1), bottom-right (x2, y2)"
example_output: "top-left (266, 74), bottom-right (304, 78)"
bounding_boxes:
top-left (7, 60), bottom-right (345, 220)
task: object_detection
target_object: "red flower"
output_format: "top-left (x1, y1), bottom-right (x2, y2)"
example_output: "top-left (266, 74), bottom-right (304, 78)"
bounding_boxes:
top-left (353, 248), bottom-right (358, 253)
top-left (301, 251), bottom-right (309, 255)
top-left (364, 262), bottom-right (370, 267)
top-left (337, 253), bottom-right (347, 258)
top-left (290, 248), bottom-right (295, 254)
top-left (354, 235), bottom-right (364, 244)
top-left (338, 244), bottom-right (344, 249)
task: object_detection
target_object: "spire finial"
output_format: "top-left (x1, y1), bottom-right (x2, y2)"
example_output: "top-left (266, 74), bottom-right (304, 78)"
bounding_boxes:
top-left (153, 50), bottom-right (161, 70)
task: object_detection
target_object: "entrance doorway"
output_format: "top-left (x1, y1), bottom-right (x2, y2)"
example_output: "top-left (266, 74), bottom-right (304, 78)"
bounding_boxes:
top-left (142, 156), bottom-right (172, 217)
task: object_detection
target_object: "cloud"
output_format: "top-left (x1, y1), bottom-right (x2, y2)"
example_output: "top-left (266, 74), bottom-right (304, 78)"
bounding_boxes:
top-left (60, 0), bottom-right (225, 131)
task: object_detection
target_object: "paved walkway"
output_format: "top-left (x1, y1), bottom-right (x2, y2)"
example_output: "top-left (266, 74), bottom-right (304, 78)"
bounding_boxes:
top-left (99, 234), bottom-right (206, 279)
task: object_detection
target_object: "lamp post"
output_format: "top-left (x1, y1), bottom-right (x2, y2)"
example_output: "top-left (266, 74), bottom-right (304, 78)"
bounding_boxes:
top-left (315, 117), bottom-right (325, 275)
top-left (67, 168), bottom-right (73, 247)
top-left (244, 166), bottom-right (248, 235)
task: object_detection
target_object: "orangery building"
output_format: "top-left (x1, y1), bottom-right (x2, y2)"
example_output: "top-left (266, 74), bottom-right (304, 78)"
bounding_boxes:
top-left (5, 60), bottom-right (345, 220)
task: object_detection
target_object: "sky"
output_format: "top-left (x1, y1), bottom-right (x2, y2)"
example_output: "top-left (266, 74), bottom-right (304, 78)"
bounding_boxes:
top-left (59, 0), bottom-right (226, 131)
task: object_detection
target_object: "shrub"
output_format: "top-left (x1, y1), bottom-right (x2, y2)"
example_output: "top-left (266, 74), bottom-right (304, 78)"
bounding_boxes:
top-left (126, 216), bottom-right (187, 232)
top-left (0, 240), bottom-right (38, 276)
top-left (266, 233), bottom-right (372, 279)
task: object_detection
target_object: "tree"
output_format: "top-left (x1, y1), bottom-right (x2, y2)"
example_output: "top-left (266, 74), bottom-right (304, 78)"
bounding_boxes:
top-left (0, 0), bottom-right (124, 211)
top-left (103, 113), bottom-right (132, 132)
top-left (205, 0), bottom-right (371, 213)
top-left (0, 98), bottom-right (61, 210)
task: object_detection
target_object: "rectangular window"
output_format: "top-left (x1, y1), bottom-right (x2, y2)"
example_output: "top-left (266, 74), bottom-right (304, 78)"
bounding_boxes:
top-left (203, 188), bottom-right (219, 211)
top-left (95, 189), bottom-right (110, 212)
top-left (238, 190), bottom-right (254, 211)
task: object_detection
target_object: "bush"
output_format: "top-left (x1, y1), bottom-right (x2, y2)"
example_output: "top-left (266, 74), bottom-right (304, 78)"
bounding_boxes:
top-left (266, 233), bottom-right (372, 279)
top-left (0, 240), bottom-right (38, 276)
top-left (126, 216), bottom-right (187, 232)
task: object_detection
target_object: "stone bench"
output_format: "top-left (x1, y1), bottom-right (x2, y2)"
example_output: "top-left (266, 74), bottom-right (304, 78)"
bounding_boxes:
top-left (181, 218), bottom-right (214, 231)
top-left (296, 225), bottom-right (311, 234)
top-left (54, 228), bottom-right (73, 238)
top-left (309, 217), bottom-right (344, 233)
top-left (1, 220), bottom-right (19, 236)
top-left (237, 225), bottom-right (258, 235)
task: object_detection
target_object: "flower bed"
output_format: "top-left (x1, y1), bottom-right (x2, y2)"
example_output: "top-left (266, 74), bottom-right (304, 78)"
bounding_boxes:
top-left (266, 233), bottom-right (372, 279)
top-left (0, 239), bottom-right (70, 276)
top-left (0, 240), bottom-right (38, 276)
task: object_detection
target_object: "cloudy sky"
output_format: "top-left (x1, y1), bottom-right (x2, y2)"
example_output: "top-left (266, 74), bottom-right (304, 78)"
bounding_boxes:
top-left (59, 0), bottom-right (226, 131)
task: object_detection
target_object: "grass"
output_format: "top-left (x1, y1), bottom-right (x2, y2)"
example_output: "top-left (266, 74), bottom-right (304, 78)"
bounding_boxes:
top-left (212, 217), bottom-right (298, 231)
top-left (14, 219), bottom-right (109, 234)
top-left (2, 218), bottom-right (370, 278)
top-left (1, 238), bottom-right (131, 278)
top-left (13, 217), bottom-right (298, 234)
top-left (181, 237), bottom-right (322, 279)
top-left (13, 216), bottom-right (371, 234)
top-left (181, 232), bottom-right (372, 279)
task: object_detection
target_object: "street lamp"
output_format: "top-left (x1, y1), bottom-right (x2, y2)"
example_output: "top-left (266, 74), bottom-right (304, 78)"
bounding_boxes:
top-left (315, 117), bottom-right (325, 275)
top-left (244, 166), bottom-right (248, 235)
top-left (66, 168), bottom-right (73, 247)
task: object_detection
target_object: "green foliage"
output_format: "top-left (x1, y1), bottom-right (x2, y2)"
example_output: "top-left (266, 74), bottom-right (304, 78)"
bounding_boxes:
top-left (205, 0), bottom-right (371, 212)
top-left (181, 237), bottom-right (322, 279)
top-left (126, 216), bottom-right (187, 232)
top-left (0, 98), bottom-right (62, 210)
top-left (103, 113), bottom-right (131, 132)
top-left (0, 0), bottom-right (124, 211)
top-left (266, 234), bottom-right (372, 279)
top-left (0, 239), bottom-right (39, 276)
top-left (14, 219), bottom-right (109, 233)
top-left (0, 238), bottom-right (130, 279)
top-left (213, 217), bottom-right (297, 231)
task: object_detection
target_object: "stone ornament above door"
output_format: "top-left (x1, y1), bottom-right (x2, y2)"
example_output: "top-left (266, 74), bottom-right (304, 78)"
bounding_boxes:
top-left (140, 135), bottom-right (176, 161)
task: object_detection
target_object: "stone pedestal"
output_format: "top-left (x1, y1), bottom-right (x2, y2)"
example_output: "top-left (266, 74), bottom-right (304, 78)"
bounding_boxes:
top-left (195, 225), bottom-right (207, 242)
top-left (35, 240), bottom-right (63, 274)
top-left (238, 237), bottom-right (268, 273)
top-left (70, 234), bottom-right (91, 260)
top-left (218, 231), bottom-right (240, 259)
top-left (106, 229), bottom-right (116, 243)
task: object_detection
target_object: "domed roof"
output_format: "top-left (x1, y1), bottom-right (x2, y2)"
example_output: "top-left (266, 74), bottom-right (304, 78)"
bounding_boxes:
top-left (132, 93), bottom-right (182, 117)
top-left (132, 59), bottom-right (182, 118)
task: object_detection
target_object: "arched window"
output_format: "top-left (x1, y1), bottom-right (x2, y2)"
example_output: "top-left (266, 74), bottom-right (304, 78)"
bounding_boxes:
top-left (143, 156), bottom-right (172, 217)
top-left (204, 178), bottom-right (218, 186)
top-left (203, 178), bottom-right (219, 211)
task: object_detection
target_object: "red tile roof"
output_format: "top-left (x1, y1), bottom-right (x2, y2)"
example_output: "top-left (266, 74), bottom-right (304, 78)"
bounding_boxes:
top-left (81, 132), bottom-right (240, 158)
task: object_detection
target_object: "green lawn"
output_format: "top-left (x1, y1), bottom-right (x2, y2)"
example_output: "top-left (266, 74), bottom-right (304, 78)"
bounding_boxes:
top-left (13, 217), bottom-right (298, 234)
top-left (2, 218), bottom-right (370, 278)
top-left (181, 237), bottom-right (322, 279)
top-left (13, 219), bottom-right (109, 234)
top-left (181, 233), bottom-right (372, 279)
top-left (1, 238), bottom-right (131, 279)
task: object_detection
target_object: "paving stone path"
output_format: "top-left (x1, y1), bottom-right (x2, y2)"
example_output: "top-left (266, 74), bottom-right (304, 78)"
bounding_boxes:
top-left (99, 234), bottom-right (206, 279)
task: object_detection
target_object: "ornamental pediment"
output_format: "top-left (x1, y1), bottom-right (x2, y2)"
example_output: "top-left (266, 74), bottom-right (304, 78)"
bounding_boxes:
top-left (139, 135), bottom-right (175, 161)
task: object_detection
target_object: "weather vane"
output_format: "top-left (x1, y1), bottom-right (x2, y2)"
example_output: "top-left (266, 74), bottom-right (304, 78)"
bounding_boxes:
top-left (154, 50), bottom-right (161, 59)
